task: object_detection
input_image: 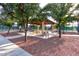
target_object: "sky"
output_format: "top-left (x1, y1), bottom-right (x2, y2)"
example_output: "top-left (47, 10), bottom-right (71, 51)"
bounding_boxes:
top-left (40, 3), bottom-right (79, 14)
top-left (0, 0), bottom-right (79, 3)
top-left (0, 6), bottom-right (3, 14)
top-left (39, 3), bottom-right (48, 8)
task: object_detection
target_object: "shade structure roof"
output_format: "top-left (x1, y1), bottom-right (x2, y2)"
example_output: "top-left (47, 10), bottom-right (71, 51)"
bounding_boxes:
top-left (29, 19), bottom-right (56, 25)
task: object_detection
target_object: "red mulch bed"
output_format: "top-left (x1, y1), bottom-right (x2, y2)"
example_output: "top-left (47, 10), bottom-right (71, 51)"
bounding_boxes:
top-left (8, 35), bottom-right (79, 56)
top-left (0, 31), bottom-right (23, 37)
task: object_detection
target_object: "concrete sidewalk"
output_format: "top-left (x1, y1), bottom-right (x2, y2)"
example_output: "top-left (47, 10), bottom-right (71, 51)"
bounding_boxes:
top-left (0, 35), bottom-right (32, 56)
top-left (6, 35), bottom-right (24, 39)
top-left (62, 34), bottom-right (79, 37)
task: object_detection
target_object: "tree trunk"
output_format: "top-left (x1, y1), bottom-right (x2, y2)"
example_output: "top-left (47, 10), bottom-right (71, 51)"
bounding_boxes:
top-left (58, 20), bottom-right (61, 38)
top-left (59, 28), bottom-right (61, 38)
top-left (24, 23), bottom-right (28, 42)
top-left (24, 19), bottom-right (28, 47)
top-left (7, 27), bottom-right (11, 35)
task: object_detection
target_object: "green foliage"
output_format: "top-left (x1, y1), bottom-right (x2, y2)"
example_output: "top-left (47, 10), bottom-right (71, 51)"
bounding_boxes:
top-left (44, 3), bottom-right (73, 21)
top-left (14, 3), bottom-right (40, 21)
top-left (0, 3), bottom-right (78, 28)
top-left (3, 19), bottom-right (14, 27)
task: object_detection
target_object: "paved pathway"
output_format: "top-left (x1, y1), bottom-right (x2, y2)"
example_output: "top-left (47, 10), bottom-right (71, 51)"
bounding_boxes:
top-left (0, 35), bottom-right (32, 56)
top-left (6, 35), bottom-right (24, 39)
top-left (62, 34), bottom-right (79, 37)
top-left (18, 32), bottom-right (58, 39)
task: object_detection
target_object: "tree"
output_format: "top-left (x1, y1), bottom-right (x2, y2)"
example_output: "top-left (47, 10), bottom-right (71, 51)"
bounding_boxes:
top-left (43, 3), bottom-right (75, 38)
top-left (2, 19), bottom-right (14, 34)
top-left (70, 4), bottom-right (79, 34)
top-left (0, 3), bottom-right (40, 41)
top-left (14, 3), bottom-right (40, 44)
top-left (0, 3), bottom-right (15, 34)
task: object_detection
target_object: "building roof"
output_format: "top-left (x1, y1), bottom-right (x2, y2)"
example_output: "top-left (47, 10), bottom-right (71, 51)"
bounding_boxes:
top-left (29, 19), bottom-right (56, 25)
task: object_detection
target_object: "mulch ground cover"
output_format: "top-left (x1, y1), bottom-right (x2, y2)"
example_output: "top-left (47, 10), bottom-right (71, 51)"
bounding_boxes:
top-left (8, 35), bottom-right (79, 56)
top-left (0, 31), bottom-right (23, 37)
top-left (1, 31), bottom-right (79, 56)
